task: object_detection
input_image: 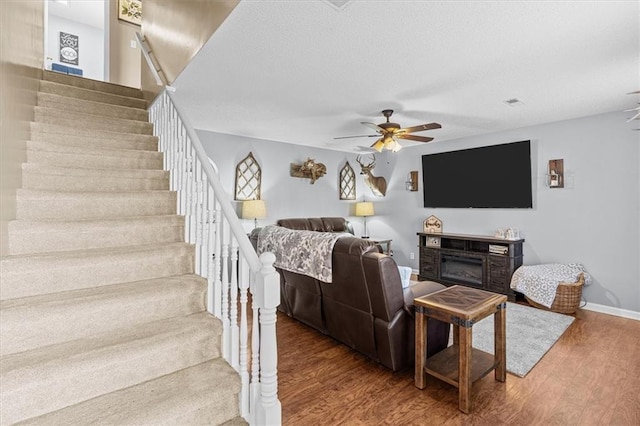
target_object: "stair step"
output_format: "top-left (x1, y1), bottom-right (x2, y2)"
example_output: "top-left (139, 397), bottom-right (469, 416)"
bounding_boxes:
top-left (37, 92), bottom-right (148, 122)
top-left (34, 106), bottom-right (154, 135)
top-left (43, 70), bottom-right (144, 99)
top-left (39, 80), bottom-right (147, 109)
top-left (0, 313), bottom-right (221, 424)
top-left (1, 274), bottom-right (206, 356)
top-left (8, 214), bottom-right (183, 255)
top-left (17, 359), bottom-right (242, 426)
top-left (16, 189), bottom-right (175, 220)
top-left (21, 163), bottom-right (169, 192)
top-left (0, 242), bottom-right (194, 300)
top-left (27, 140), bottom-right (164, 170)
top-left (29, 122), bottom-right (159, 150)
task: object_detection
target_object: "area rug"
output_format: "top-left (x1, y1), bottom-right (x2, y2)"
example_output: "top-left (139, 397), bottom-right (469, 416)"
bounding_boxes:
top-left (447, 302), bottom-right (575, 377)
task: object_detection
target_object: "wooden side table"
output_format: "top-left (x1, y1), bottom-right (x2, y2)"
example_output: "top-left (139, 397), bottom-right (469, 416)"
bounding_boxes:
top-left (414, 285), bottom-right (507, 413)
top-left (368, 237), bottom-right (392, 255)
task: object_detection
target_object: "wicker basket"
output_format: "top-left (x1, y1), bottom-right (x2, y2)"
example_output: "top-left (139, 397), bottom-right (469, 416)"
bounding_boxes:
top-left (525, 273), bottom-right (585, 314)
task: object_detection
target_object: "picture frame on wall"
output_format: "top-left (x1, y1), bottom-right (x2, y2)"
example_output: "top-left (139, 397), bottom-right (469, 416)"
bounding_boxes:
top-left (118, 0), bottom-right (142, 26)
top-left (59, 32), bottom-right (79, 65)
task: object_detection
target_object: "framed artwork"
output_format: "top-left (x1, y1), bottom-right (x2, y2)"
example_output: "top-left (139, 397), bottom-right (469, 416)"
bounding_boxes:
top-left (59, 32), bottom-right (79, 65)
top-left (118, 0), bottom-right (142, 26)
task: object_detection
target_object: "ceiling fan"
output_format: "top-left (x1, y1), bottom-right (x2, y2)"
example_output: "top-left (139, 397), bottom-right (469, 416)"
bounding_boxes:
top-left (334, 109), bottom-right (441, 152)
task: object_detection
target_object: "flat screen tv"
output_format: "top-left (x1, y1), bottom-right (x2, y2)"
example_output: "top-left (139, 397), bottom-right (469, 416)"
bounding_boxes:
top-left (422, 140), bottom-right (533, 208)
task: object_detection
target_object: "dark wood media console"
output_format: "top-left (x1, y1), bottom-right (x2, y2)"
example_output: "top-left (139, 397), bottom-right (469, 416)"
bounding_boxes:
top-left (417, 232), bottom-right (524, 301)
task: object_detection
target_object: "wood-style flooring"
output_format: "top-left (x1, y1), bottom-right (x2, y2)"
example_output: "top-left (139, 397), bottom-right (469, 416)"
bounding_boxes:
top-left (277, 307), bottom-right (640, 425)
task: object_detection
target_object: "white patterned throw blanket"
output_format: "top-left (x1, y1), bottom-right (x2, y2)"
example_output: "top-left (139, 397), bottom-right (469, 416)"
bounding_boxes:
top-left (257, 225), bottom-right (349, 283)
top-left (510, 263), bottom-right (592, 308)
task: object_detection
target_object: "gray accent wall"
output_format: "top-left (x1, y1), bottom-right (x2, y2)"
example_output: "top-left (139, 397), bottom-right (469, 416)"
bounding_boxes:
top-left (197, 110), bottom-right (639, 312)
top-left (196, 131), bottom-right (374, 233)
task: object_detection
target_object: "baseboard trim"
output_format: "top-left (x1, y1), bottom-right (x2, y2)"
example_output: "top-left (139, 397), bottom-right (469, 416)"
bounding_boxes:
top-left (581, 302), bottom-right (640, 321)
top-left (407, 269), bottom-right (640, 321)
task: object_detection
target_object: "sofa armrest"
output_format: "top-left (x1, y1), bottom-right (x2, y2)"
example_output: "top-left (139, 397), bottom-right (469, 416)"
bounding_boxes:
top-left (402, 280), bottom-right (447, 318)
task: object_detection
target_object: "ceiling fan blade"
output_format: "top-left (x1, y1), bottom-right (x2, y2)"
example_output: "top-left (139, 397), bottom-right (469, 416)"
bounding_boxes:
top-left (397, 134), bottom-right (434, 143)
top-left (361, 122), bottom-right (385, 133)
top-left (626, 111), bottom-right (640, 122)
top-left (333, 134), bottom-right (379, 140)
top-left (401, 122), bottom-right (442, 133)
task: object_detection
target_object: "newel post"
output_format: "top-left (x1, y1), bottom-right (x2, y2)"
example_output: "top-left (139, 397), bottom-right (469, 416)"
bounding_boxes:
top-left (255, 252), bottom-right (282, 425)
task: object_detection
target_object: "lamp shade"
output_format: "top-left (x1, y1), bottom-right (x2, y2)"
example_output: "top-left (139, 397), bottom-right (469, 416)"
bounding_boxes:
top-left (355, 201), bottom-right (374, 217)
top-left (242, 199), bottom-right (267, 220)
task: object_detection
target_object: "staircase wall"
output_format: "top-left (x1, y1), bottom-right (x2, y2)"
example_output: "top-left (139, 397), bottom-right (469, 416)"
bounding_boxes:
top-left (0, 0), bottom-right (44, 256)
top-left (140, 0), bottom-right (240, 100)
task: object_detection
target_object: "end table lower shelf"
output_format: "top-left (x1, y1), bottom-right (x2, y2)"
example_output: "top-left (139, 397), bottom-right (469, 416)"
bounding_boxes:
top-left (424, 345), bottom-right (498, 388)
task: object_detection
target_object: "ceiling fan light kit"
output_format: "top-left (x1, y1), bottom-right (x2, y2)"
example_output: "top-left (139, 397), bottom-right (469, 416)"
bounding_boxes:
top-left (336, 109), bottom-right (441, 152)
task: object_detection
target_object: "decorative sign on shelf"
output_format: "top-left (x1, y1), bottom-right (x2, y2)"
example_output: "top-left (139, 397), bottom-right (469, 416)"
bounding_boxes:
top-left (423, 215), bottom-right (443, 234)
top-left (426, 235), bottom-right (441, 247)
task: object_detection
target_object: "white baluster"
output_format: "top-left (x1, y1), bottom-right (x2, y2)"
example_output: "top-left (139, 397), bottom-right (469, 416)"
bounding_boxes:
top-left (238, 255), bottom-right (250, 418)
top-left (207, 184), bottom-right (215, 314)
top-left (230, 236), bottom-right (239, 371)
top-left (250, 270), bottom-right (261, 426)
top-left (189, 145), bottom-right (197, 244)
top-left (256, 252), bottom-right (281, 426)
top-left (194, 161), bottom-right (203, 275)
top-left (199, 168), bottom-right (208, 279)
top-left (221, 219), bottom-right (231, 361)
top-left (213, 203), bottom-right (222, 318)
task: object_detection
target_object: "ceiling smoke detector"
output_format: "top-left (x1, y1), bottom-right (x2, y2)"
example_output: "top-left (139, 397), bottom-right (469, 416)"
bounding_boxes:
top-left (504, 98), bottom-right (525, 106)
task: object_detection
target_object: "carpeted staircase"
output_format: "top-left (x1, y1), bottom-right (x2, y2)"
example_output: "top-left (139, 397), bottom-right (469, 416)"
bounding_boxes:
top-left (0, 71), bottom-right (245, 425)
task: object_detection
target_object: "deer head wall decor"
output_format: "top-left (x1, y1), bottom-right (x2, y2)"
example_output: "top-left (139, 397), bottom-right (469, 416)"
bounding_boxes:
top-left (356, 154), bottom-right (387, 197)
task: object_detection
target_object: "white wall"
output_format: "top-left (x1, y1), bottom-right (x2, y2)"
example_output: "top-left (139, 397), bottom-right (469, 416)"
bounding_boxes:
top-left (47, 15), bottom-right (104, 81)
top-left (197, 110), bottom-right (639, 312)
top-left (388, 111), bottom-right (639, 312)
top-left (196, 131), bottom-right (375, 234)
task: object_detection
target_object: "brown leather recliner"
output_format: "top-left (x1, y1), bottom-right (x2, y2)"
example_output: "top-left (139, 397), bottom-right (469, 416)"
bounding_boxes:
top-left (253, 217), bottom-right (450, 372)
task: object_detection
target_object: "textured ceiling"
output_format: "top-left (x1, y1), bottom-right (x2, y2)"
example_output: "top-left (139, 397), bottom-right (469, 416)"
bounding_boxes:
top-left (172, 1), bottom-right (639, 153)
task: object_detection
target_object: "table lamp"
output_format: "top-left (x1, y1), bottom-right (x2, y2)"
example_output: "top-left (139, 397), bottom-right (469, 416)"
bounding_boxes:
top-left (355, 201), bottom-right (374, 239)
top-left (242, 199), bottom-right (267, 229)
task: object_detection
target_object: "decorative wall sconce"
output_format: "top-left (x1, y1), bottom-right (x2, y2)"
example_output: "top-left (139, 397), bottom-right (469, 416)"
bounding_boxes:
top-left (405, 171), bottom-right (419, 191)
top-left (547, 159), bottom-right (564, 188)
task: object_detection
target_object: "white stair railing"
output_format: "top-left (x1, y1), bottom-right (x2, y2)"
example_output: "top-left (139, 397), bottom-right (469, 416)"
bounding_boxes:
top-left (149, 88), bottom-right (281, 426)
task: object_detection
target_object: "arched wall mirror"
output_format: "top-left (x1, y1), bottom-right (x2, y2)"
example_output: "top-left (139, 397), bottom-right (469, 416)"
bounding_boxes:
top-left (339, 161), bottom-right (356, 200)
top-left (235, 152), bottom-right (262, 201)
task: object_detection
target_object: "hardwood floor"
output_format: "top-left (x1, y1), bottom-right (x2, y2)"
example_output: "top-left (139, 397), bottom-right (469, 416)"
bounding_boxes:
top-left (277, 307), bottom-right (640, 425)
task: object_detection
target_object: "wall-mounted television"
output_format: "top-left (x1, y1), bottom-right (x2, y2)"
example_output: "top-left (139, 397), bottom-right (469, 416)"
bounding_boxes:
top-left (421, 140), bottom-right (533, 208)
